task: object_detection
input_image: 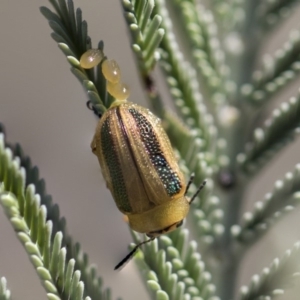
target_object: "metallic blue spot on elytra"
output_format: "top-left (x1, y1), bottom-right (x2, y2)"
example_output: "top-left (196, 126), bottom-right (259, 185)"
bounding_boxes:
top-left (129, 108), bottom-right (181, 196)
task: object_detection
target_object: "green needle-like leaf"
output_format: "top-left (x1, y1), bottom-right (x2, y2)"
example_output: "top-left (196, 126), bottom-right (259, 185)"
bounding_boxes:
top-left (41, 0), bottom-right (108, 116)
top-left (259, 0), bottom-right (300, 31)
top-left (0, 277), bottom-right (11, 300)
top-left (171, 1), bottom-right (234, 104)
top-left (233, 163), bottom-right (300, 244)
top-left (0, 128), bottom-right (119, 300)
top-left (122, 0), bottom-right (164, 74)
top-left (238, 90), bottom-right (300, 174)
top-left (239, 241), bottom-right (300, 300)
top-left (154, 0), bottom-right (218, 152)
top-left (242, 30), bottom-right (300, 106)
top-left (131, 229), bottom-right (220, 300)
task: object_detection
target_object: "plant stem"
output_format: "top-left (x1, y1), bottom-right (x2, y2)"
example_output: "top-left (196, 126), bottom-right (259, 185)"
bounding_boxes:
top-left (217, 1), bottom-right (261, 299)
top-left (217, 186), bottom-right (245, 299)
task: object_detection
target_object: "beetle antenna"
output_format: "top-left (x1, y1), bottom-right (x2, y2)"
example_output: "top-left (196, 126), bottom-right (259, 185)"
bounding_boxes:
top-left (114, 237), bottom-right (155, 270)
top-left (189, 180), bottom-right (206, 205)
top-left (185, 173), bottom-right (195, 196)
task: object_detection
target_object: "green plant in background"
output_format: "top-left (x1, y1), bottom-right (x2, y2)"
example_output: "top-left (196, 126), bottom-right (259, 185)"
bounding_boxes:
top-left (0, 277), bottom-right (11, 300)
top-left (1, 0), bottom-right (300, 299)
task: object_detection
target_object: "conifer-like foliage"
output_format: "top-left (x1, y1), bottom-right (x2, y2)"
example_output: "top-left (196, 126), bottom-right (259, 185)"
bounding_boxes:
top-left (1, 0), bottom-right (300, 299)
top-left (0, 277), bottom-right (11, 300)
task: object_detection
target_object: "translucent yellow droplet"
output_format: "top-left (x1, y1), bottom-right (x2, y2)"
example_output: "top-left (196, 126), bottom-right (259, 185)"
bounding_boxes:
top-left (80, 49), bottom-right (104, 69)
top-left (107, 81), bottom-right (130, 100)
top-left (102, 59), bottom-right (121, 83)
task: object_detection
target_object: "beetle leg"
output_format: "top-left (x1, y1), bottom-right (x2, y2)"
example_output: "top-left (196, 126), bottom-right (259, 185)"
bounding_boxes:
top-left (86, 100), bottom-right (102, 118)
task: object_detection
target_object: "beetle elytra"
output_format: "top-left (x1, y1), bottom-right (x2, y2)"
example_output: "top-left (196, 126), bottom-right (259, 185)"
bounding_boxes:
top-left (91, 100), bottom-right (206, 269)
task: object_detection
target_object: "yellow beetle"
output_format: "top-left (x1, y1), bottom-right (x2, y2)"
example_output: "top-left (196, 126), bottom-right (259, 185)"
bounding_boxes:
top-left (81, 50), bottom-right (206, 269)
top-left (91, 100), bottom-right (205, 269)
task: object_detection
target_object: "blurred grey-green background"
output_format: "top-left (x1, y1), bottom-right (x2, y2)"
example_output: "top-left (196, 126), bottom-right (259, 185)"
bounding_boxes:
top-left (0, 1), bottom-right (300, 299)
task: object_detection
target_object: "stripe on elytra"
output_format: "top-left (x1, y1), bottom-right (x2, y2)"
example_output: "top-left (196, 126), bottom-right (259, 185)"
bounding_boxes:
top-left (101, 115), bottom-right (131, 212)
top-left (128, 108), bottom-right (181, 196)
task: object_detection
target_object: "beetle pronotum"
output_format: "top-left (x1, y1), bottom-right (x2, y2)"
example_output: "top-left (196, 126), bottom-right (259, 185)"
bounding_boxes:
top-left (80, 49), bottom-right (206, 269)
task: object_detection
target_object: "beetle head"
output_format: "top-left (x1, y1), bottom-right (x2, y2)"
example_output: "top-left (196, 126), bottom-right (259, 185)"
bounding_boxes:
top-left (146, 219), bottom-right (184, 238)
